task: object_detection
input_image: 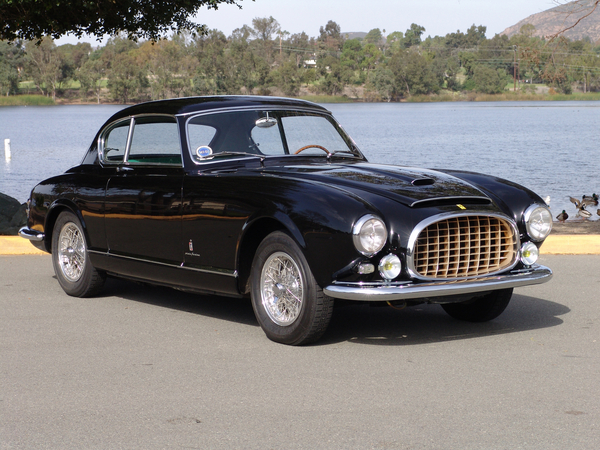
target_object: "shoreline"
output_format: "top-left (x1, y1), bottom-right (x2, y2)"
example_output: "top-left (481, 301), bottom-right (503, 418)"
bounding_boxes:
top-left (2, 92), bottom-right (600, 107)
top-left (2, 230), bottom-right (599, 255)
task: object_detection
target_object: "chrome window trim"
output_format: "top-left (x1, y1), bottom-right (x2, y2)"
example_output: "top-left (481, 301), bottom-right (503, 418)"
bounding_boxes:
top-left (183, 107), bottom-right (360, 166)
top-left (405, 211), bottom-right (521, 282)
top-left (98, 114), bottom-right (183, 168)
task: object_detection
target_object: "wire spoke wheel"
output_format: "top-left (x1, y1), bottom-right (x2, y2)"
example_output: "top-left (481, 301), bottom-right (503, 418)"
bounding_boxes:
top-left (52, 211), bottom-right (106, 297)
top-left (57, 222), bottom-right (87, 282)
top-left (251, 231), bottom-right (334, 345)
top-left (260, 252), bottom-right (304, 326)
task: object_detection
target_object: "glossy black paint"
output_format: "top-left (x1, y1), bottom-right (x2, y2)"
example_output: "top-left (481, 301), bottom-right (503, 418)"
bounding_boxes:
top-left (24, 96), bottom-right (549, 299)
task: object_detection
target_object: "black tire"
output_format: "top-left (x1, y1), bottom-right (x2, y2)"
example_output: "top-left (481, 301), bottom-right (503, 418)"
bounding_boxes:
top-left (51, 211), bottom-right (106, 297)
top-left (250, 231), bottom-right (333, 345)
top-left (441, 288), bottom-right (513, 322)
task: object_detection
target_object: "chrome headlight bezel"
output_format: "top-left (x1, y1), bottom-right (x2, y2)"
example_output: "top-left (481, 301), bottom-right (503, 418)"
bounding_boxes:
top-left (524, 204), bottom-right (553, 242)
top-left (352, 215), bottom-right (387, 257)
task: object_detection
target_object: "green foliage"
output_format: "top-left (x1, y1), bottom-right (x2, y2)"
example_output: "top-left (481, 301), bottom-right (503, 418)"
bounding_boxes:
top-left (0, 94), bottom-right (54, 105)
top-left (0, 0), bottom-right (246, 42)
top-left (473, 66), bottom-right (509, 94)
top-left (3, 15), bottom-right (600, 104)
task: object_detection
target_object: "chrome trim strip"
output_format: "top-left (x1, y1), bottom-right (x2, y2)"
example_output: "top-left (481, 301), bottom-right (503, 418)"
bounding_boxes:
top-left (410, 196), bottom-right (491, 207)
top-left (405, 211), bottom-right (521, 281)
top-left (88, 250), bottom-right (238, 278)
top-left (18, 227), bottom-right (45, 242)
top-left (324, 265), bottom-right (553, 301)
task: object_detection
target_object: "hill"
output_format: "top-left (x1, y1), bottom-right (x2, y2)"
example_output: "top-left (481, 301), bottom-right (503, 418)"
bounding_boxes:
top-left (501, 0), bottom-right (600, 42)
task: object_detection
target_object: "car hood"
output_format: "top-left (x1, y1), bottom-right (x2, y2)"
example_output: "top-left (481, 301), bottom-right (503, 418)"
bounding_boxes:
top-left (261, 162), bottom-right (491, 207)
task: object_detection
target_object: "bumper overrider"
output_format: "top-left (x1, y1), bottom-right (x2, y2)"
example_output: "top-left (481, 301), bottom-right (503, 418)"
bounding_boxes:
top-left (323, 265), bottom-right (552, 302)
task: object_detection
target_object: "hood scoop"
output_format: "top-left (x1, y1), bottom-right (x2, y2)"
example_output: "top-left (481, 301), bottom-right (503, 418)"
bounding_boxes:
top-left (411, 178), bottom-right (436, 186)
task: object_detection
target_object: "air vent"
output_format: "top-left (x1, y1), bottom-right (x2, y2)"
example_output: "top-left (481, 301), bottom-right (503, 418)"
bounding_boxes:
top-left (411, 178), bottom-right (435, 186)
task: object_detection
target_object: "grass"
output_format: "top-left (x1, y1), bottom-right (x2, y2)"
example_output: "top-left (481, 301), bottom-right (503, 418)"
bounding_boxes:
top-left (0, 95), bottom-right (55, 106)
top-left (404, 90), bottom-right (600, 103)
top-left (298, 95), bottom-right (356, 103)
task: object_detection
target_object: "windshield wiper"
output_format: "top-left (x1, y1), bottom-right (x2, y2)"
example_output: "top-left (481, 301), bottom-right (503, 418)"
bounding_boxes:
top-left (205, 152), bottom-right (263, 160)
top-left (330, 150), bottom-right (359, 157)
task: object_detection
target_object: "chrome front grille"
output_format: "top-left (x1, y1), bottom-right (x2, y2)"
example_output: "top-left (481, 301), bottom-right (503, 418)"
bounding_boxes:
top-left (410, 215), bottom-right (518, 279)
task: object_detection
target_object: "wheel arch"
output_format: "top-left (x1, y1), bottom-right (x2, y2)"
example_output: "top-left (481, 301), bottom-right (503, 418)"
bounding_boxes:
top-left (237, 213), bottom-right (306, 295)
top-left (44, 200), bottom-right (87, 254)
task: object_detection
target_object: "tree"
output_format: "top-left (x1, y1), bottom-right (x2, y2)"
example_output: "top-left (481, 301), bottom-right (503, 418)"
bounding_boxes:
top-left (403, 24), bottom-right (426, 48)
top-left (0, 40), bottom-right (24, 95)
top-left (473, 66), bottom-right (508, 94)
top-left (250, 16), bottom-right (281, 63)
top-left (0, 0), bottom-right (247, 42)
top-left (388, 49), bottom-right (440, 96)
top-left (364, 28), bottom-right (383, 46)
top-left (24, 37), bottom-right (65, 100)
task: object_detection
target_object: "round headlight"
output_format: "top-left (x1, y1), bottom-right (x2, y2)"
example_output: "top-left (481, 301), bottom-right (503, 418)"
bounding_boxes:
top-left (520, 242), bottom-right (539, 266)
top-left (352, 215), bottom-right (387, 256)
top-left (379, 254), bottom-right (402, 280)
top-left (524, 205), bottom-right (552, 241)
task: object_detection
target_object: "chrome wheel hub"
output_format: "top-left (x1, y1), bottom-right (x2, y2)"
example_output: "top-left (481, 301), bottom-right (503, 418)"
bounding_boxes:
top-left (58, 222), bottom-right (86, 282)
top-left (260, 252), bottom-right (303, 326)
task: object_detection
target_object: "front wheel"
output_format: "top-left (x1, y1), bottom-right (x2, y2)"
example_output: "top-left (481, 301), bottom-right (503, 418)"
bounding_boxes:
top-left (441, 288), bottom-right (513, 322)
top-left (52, 211), bottom-right (106, 297)
top-left (250, 231), bottom-right (333, 345)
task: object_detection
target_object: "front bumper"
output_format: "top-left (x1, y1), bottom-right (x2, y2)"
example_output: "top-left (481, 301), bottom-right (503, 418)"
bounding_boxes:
top-left (323, 265), bottom-right (552, 302)
top-left (18, 227), bottom-right (45, 242)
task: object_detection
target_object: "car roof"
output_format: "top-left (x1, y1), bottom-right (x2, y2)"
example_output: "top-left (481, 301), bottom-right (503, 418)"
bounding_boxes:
top-left (106, 96), bottom-right (331, 122)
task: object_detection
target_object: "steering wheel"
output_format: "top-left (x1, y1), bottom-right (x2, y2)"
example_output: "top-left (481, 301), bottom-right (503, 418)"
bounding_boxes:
top-left (294, 145), bottom-right (331, 155)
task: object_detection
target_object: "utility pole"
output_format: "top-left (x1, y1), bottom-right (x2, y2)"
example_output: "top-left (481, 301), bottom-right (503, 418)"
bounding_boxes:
top-left (513, 45), bottom-right (517, 92)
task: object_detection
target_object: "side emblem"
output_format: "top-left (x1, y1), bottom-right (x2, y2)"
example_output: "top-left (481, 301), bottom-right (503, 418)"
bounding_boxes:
top-left (189, 239), bottom-right (194, 252)
top-left (457, 204), bottom-right (467, 210)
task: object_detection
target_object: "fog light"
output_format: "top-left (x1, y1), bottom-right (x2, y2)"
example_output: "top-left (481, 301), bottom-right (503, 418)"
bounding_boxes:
top-left (520, 242), bottom-right (539, 266)
top-left (379, 254), bottom-right (401, 280)
top-left (357, 263), bottom-right (375, 275)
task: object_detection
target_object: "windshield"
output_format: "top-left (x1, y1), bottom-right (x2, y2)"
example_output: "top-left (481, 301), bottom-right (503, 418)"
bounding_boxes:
top-left (187, 109), bottom-right (361, 162)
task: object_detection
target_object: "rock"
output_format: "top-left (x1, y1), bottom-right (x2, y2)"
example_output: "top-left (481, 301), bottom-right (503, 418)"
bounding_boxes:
top-left (0, 192), bottom-right (26, 235)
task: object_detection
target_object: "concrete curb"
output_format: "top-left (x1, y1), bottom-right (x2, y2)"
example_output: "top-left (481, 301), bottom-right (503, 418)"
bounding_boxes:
top-left (1, 235), bottom-right (600, 256)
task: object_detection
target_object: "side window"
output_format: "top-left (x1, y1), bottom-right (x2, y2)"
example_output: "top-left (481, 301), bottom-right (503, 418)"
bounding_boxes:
top-left (128, 116), bottom-right (181, 165)
top-left (102, 120), bottom-right (130, 163)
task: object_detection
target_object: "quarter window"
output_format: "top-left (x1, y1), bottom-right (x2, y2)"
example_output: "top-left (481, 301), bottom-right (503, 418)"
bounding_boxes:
top-left (102, 121), bottom-right (129, 163)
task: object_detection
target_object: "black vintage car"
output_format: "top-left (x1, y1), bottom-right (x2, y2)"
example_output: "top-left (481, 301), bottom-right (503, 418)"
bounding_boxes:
top-left (20, 96), bottom-right (553, 345)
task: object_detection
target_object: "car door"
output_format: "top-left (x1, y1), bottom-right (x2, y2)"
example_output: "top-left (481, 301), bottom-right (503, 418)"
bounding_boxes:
top-left (103, 115), bottom-right (184, 267)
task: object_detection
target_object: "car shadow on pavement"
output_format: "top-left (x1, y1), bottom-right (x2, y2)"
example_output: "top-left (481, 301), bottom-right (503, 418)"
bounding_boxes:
top-left (96, 276), bottom-right (259, 327)
top-left (92, 275), bottom-right (569, 346)
top-left (320, 293), bottom-right (570, 346)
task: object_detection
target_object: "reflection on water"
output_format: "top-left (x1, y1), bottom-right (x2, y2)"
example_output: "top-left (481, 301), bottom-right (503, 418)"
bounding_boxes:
top-left (1, 101), bottom-right (598, 221)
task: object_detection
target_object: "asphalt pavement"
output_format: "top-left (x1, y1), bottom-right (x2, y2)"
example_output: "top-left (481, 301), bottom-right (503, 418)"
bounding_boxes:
top-left (1, 253), bottom-right (599, 449)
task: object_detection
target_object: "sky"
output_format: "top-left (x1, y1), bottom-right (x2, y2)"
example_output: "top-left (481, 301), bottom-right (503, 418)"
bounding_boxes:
top-left (56, 0), bottom-right (562, 45)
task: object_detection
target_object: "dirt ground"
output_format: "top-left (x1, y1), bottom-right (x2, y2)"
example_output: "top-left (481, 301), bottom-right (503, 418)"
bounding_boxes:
top-left (551, 219), bottom-right (600, 235)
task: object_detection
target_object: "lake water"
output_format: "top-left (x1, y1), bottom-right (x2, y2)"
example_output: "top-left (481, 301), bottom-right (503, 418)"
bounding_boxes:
top-left (1, 101), bottom-right (599, 221)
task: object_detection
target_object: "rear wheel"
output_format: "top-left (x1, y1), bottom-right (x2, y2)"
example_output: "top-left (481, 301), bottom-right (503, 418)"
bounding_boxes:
top-left (250, 231), bottom-right (333, 345)
top-left (52, 211), bottom-right (106, 297)
top-left (441, 288), bottom-right (513, 322)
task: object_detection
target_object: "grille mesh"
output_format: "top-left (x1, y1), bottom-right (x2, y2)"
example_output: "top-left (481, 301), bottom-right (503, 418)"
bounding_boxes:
top-left (413, 216), bottom-right (517, 279)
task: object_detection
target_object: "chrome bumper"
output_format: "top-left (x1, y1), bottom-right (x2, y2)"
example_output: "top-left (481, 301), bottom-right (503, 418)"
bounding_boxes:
top-left (323, 265), bottom-right (552, 302)
top-left (18, 227), bottom-right (45, 242)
